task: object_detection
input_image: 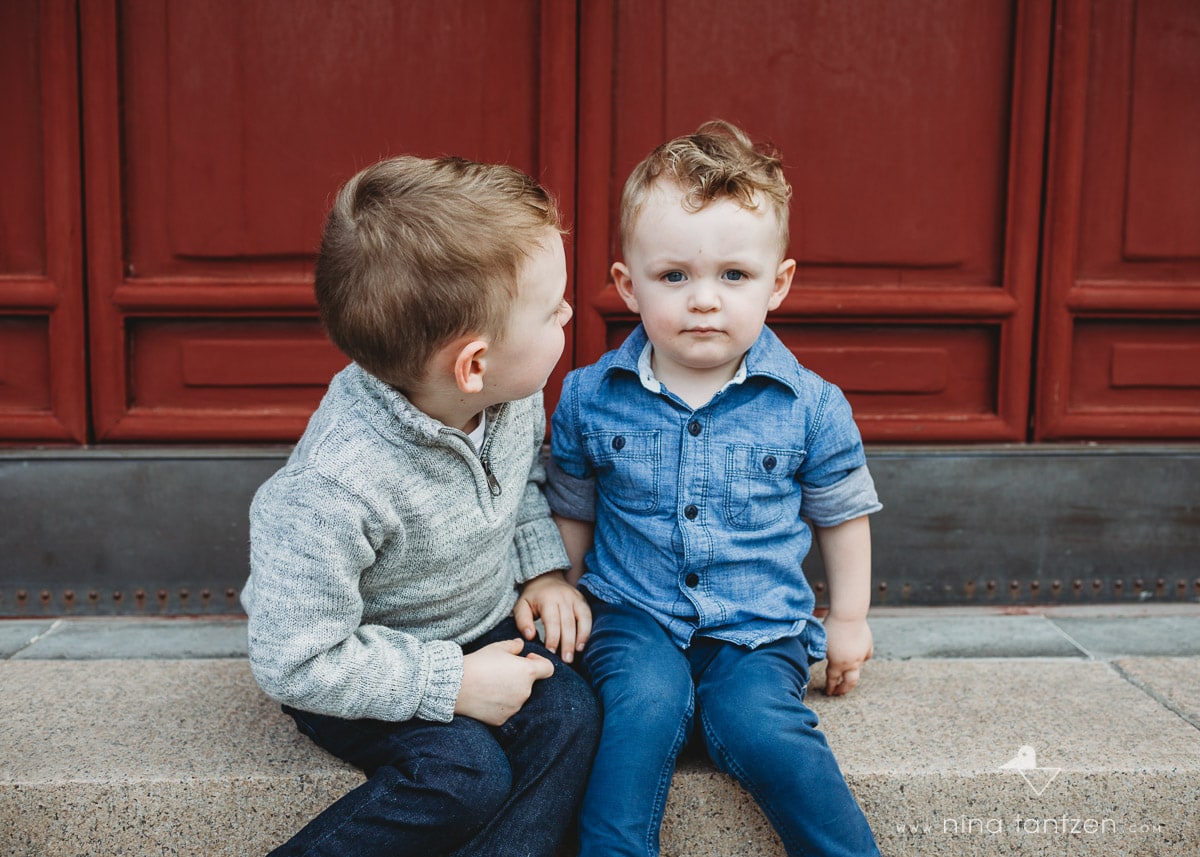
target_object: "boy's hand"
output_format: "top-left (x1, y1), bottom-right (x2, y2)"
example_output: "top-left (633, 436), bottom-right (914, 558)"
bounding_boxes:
top-left (455, 639), bottom-right (554, 726)
top-left (513, 571), bottom-right (592, 663)
top-left (822, 615), bottom-right (874, 696)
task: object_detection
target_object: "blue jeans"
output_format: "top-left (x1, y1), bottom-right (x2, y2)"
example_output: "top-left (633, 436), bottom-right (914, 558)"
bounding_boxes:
top-left (268, 618), bottom-right (600, 857)
top-left (578, 598), bottom-right (879, 857)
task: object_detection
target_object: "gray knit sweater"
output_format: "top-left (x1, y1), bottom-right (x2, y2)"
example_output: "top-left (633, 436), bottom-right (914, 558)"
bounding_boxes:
top-left (242, 364), bottom-right (570, 723)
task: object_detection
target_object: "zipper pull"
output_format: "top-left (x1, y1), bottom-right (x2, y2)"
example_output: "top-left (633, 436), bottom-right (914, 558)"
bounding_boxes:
top-left (481, 455), bottom-right (502, 496)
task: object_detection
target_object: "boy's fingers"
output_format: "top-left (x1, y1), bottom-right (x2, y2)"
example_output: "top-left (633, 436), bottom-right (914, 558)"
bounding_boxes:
top-left (541, 603), bottom-right (561, 653)
top-left (824, 665), bottom-right (841, 695)
top-left (837, 668), bottom-right (861, 694)
top-left (824, 664), bottom-right (861, 696)
top-left (512, 599), bottom-right (537, 640)
top-left (574, 607), bottom-right (592, 651)
top-left (524, 652), bottom-right (555, 679)
top-left (557, 608), bottom-right (576, 663)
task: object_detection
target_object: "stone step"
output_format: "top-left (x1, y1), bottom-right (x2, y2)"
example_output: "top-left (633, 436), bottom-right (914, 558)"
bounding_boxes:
top-left (2, 608), bottom-right (1199, 856)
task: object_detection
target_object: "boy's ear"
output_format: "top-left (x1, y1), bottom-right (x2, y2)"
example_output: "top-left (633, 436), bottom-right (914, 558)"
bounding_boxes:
top-left (611, 262), bottom-right (639, 314)
top-left (768, 258), bottom-right (797, 311)
top-left (451, 338), bottom-right (489, 394)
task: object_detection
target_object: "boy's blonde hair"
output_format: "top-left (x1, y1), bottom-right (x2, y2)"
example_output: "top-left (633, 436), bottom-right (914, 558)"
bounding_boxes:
top-left (619, 120), bottom-right (792, 255)
top-left (315, 156), bottom-right (562, 390)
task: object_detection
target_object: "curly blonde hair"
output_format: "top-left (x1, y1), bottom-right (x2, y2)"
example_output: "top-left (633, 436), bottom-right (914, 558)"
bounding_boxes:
top-left (315, 156), bottom-right (562, 390)
top-left (618, 120), bottom-right (792, 255)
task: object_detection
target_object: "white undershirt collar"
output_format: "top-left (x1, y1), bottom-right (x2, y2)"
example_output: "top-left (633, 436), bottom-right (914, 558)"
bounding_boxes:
top-left (466, 411), bottom-right (487, 454)
top-left (635, 341), bottom-right (748, 396)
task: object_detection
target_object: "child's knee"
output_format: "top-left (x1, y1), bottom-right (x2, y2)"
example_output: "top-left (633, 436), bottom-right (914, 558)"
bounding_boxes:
top-left (533, 666), bottom-right (602, 752)
top-left (402, 724), bottom-right (513, 819)
top-left (699, 694), bottom-right (824, 773)
top-left (425, 746), bottom-right (513, 827)
top-left (710, 684), bottom-right (816, 730)
top-left (359, 755), bottom-right (510, 838)
top-left (564, 671), bottom-right (602, 746)
top-left (596, 669), bottom-right (692, 744)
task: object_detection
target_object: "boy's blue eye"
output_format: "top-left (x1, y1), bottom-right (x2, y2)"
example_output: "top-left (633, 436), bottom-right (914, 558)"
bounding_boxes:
top-left (663, 271), bottom-right (685, 283)
top-left (725, 270), bottom-right (745, 282)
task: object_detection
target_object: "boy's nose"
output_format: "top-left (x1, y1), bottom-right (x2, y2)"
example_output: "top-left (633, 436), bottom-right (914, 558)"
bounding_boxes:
top-left (688, 282), bottom-right (721, 311)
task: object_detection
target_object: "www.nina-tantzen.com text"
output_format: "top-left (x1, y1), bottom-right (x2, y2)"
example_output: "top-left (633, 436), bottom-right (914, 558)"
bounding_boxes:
top-left (895, 815), bottom-right (1167, 836)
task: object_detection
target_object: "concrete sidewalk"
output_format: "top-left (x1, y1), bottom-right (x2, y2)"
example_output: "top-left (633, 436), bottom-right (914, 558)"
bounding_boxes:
top-left (2, 605), bottom-right (1199, 856)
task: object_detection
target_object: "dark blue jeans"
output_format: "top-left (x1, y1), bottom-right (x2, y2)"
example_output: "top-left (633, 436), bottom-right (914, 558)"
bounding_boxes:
top-left (578, 598), bottom-right (879, 857)
top-left (269, 618), bottom-right (600, 857)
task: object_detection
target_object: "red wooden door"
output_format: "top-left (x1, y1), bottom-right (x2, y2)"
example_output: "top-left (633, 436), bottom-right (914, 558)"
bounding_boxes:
top-left (5, 0), bottom-right (1199, 446)
top-left (0, 0), bottom-right (87, 442)
top-left (1037, 0), bottom-right (1200, 439)
top-left (575, 0), bottom-right (1052, 442)
top-left (79, 0), bottom-right (577, 441)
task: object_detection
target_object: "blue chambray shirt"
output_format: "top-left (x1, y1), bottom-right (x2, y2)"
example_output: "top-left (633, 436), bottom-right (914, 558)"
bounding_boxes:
top-left (547, 324), bottom-right (881, 660)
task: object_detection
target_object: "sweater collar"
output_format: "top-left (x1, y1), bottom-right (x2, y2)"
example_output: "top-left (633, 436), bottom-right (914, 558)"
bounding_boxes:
top-left (347, 364), bottom-right (507, 446)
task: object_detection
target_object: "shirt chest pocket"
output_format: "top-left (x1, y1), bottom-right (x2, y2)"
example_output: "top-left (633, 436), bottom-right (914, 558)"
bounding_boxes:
top-left (724, 445), bottom-right (806, 530)
top-left (584, 430), bottom-right (660, 513)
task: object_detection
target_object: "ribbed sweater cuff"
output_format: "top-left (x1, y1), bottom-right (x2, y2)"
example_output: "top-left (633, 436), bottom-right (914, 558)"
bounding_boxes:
top-left (414, 641), bottom-right (464, 723)
top-left (512, 517), bottom-right (571, 584)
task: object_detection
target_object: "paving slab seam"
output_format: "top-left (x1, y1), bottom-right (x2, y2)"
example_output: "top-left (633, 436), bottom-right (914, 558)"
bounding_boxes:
top-left (1042, 619), bottom-right (1098, 659)
top-left (1108, 659), bottom-right (1200, 732)
top-left (8, 618), bottom-right (62, 658)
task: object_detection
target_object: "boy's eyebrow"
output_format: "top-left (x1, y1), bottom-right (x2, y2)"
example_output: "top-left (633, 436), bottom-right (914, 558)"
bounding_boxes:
top-left (640, 251), bottom-right (692, 265)
top-left (643, 252), bottom-right (762, 268)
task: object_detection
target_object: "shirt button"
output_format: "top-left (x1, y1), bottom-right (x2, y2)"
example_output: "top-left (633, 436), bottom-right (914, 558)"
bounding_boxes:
top-left (685, 573), bottom-right (700, 588)
top-left (611, 435), bottom-right (625, 451)
top-left (763, 455), bottom-right (777, 471)
top-left (684, 504), bottom-right (699, 520)
top-left (688, 420), bottom-right (702, 436)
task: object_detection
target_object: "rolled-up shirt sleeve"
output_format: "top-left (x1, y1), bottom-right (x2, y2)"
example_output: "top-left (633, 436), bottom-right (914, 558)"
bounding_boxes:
top-left (546, 456), bottom-right (597, 521)
top-left (799, 381), bottom-right (882, 527)
top-left (547, 373), bottom-right (598, 521)
top-left (802, 463), bottom-right (882, 527)
top-left (512, 450), bottom-right (572, 582)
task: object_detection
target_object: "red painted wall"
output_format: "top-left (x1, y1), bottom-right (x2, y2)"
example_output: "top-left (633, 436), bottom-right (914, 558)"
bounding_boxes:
top-left (2, 0), bottom-right (1197, 444)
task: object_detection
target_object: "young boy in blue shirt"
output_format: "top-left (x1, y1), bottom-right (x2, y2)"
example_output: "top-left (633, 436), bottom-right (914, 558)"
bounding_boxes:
top-left (548, 121), bottom-right (882, 857)
top-left (243, 155), bottom-right (599, 856)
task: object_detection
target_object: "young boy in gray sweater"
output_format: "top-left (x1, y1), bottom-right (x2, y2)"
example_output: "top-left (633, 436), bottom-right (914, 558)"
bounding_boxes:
top-left (242, 155), bottom-right (599, 857)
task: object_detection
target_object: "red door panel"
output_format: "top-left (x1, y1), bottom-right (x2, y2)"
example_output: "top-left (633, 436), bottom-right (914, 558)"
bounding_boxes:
top-left (783, 326), bottom-right (1001, 424)
top-left (81, 0), bottom-right (577, 441)
top-left (576, 0), bottom-right (1051, 441)
top-left (1070, 321), bottom-right (1200, 413)
top-left (0, 0), bottom-right (86, 442)
top-left (1038, 0), bottom-right (1200, 439)
top-left (127, 320), bottom-right (350, 437)
top-left (8, 0), bottom-right (1195, 446)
